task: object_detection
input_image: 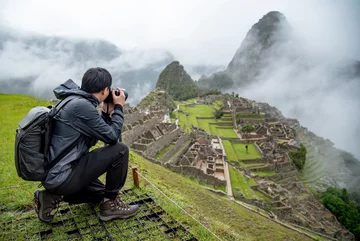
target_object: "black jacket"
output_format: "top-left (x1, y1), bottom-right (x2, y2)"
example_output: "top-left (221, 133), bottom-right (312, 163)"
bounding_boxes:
top-left (43, 79), bottom-right (124, 190)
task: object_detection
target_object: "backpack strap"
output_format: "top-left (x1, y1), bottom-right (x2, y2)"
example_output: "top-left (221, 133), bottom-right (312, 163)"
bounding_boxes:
top-left (50, 95), bottom-right (78, 118)
top-left (44, 96), bottom-right (78, 168)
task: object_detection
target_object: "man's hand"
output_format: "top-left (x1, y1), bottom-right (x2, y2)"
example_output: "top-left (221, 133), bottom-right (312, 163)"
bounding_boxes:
top-left (113, 88), bottom-right (126, 107)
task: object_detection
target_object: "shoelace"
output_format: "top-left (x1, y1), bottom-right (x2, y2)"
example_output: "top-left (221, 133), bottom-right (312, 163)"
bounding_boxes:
top-left (110, 196), bottom-right (130, 210)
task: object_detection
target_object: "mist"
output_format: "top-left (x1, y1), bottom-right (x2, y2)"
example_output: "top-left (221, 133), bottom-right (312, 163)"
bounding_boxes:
top-left (232, 16), bottom-right (360, 159)
top-left (0, 28), bottom-right (173, 105)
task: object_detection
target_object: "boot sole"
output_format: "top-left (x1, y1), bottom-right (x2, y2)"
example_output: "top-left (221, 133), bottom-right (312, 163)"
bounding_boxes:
top-left (34, 190), bottom-right (51, 223)
top-left (98, 209), bottom-right (139, 221)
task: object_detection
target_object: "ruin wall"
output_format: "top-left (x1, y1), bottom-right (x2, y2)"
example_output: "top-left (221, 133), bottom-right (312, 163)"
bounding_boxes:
top-left (122, 117), bottom-right (161, 146)
top-left (144, 128), bottom-right (181, 157)
top-left (165, 164), bottom-right (226, 186)
top-left (161, 133), bottom-right (190, 163)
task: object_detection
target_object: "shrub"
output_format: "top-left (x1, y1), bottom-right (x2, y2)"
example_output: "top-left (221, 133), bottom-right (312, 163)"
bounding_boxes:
top-left (289, 143), bottom-right (306, 170)
top-left (241, 124), bottom-right (255, 133)
top-left (214, 109), bottom-right (224, 119)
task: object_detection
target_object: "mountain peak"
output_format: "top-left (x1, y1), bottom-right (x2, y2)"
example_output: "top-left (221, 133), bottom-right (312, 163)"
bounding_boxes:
top-left (156, 61), bottom-right (200, 100)
top-left (226, 11), bottom-right (292, 83)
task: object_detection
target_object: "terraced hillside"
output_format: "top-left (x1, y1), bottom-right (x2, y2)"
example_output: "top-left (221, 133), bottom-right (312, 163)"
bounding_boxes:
top-left (175, 102), bottom-right (237, 138)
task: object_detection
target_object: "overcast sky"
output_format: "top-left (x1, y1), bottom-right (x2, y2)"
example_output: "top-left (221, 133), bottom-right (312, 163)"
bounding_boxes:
top-left (1, 0), bottom-right (359, 66)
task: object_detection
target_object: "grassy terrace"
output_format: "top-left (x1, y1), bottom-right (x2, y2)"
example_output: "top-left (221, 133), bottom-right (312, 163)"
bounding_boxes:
top-left (185, 175), bottom-right (226, 193)
top-left (228, 166), bottom-right (259, 200)
top-left (154, 143), bottom-right (175, 159)
top-left (0, 94), bottom-right (314, 240)
top-left (176, 102), bottom-right (238, 138)
top-left (222, 140), bottom-right (261, 161)
top-left (301, 157), bottom-right (324, 183)
top-left (253, 171), bottom-right (276, 177)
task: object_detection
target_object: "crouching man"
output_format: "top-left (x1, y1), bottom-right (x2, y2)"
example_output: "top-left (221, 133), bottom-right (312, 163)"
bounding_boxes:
top-left (34, 67), bottom-right (139, 222)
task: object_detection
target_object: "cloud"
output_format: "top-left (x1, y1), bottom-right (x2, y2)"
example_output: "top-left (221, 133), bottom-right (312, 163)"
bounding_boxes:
top-left (0, 29), bottom-right (172, 105)
top-left (233, 15), bottom-right (360, 159)
top-left (1, 0), bottom-right (359, 66)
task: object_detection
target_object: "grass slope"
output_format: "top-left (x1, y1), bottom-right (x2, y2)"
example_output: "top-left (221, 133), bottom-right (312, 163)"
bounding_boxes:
top-left (0, 94), bottom-right (313, 240)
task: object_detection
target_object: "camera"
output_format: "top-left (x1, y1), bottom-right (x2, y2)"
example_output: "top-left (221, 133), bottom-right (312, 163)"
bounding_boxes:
top-left (104, 88), bottom-right (128, 103)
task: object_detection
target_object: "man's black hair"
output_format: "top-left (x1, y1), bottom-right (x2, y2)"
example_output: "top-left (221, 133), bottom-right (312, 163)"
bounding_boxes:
top-left (81, 67), bottom-right (112, 93)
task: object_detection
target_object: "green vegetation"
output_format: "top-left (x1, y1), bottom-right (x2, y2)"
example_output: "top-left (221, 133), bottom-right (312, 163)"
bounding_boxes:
top-left (289, 144), bottom-right (307, 170)
top-left (253, 171), bottom-right (276, 177)
top-left (232, 143), bottom-right (262, 160)
top-left (228, 166), bottom-right (258, 200)
top-left (0, 94), bottom-right (52, 210)
top-left (0, 94), bottom-right (314, 240)
top-left (137, 90), bottom-right (176, 110)
top-left (216, 127), bottom-right (238, 138)
top-left (156, 61), bottom-right (200, 101)
top-left (185, 175), bottom-right (226, 193)
top-left (176, 103), bottom-right (237, 138)
top-left (154, 144), bottom-right (174, 159)
top-left (214, 108), bottom-right (224, 119)
top-left (241, 124), bottom-right (255, 132)
top-left (321, 187), bottom-right (360, 239)
top-left (222, 140), bottom-right (238, 161)
top-left (223, 141), bottom-right (262, 162)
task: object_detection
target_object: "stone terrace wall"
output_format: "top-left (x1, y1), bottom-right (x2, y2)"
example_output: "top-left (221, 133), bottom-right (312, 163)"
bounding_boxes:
top-left (122, 117), bottom-right (161, 146)
top-left (144, 128), bottom-right (181, 158)
top-left (161, 133), bottom-right (190, 163)
top-left (123, 112), bottom-right (146, 126)
top-left (165, 164), bottom-right (226, 186)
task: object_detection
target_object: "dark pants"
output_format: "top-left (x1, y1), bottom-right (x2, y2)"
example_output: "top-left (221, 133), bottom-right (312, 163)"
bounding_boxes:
top-left (51, 142), bottom-right (129, 204)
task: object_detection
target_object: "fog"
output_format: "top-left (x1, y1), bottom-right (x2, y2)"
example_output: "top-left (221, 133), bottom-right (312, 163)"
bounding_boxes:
top-left (233, 16), bottom-right (360, 159)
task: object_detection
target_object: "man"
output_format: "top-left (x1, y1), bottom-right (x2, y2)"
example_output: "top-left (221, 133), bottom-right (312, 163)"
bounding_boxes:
top-left (34, 67), bottom-right (139, 223)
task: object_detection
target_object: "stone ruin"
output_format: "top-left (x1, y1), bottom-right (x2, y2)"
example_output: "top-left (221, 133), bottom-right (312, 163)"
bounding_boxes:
top-left (120, 99), bottom-right (354, 240)
top-left (197, 95), bottom-right (223, 105)
top-left (164, 126), bottom-right (227, 187)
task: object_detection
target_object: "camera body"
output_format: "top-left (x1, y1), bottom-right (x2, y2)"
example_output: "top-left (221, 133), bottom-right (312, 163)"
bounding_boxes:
top-left (104, 88), bottom-right (128, 103)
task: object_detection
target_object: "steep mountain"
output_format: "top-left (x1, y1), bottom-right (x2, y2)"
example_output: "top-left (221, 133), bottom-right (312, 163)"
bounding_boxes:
top-left (155, 61), bottom-right (200, 100)
top-left (227, 11), bottom-right (294, 85)
top-left (0, 27), bottom-right (174, 105)
top-left (197, 11), bottom-right (360, 163)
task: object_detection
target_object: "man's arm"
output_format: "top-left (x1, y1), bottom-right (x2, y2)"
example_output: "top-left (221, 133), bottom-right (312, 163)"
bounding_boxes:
top-left (72, 99), bottom-right (124, 145)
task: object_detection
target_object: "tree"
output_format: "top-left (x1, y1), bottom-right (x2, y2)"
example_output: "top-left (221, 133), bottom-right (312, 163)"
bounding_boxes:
top-left (321, 187), bottom-right (360, 240)
top-left (241, 124), bottom-right (255, 132)
top-left (214, 109), bottom-right (224, 119)
top-left (289, 144), bottom-right (306, 170)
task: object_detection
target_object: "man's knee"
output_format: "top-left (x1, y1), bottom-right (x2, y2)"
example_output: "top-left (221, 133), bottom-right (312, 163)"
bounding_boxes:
top-left (113, 142), bottom-right (129, 159)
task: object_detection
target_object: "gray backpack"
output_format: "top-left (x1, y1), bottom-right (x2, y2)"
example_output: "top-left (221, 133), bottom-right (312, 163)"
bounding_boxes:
top-left (14, 97), bottom-right (75, 181)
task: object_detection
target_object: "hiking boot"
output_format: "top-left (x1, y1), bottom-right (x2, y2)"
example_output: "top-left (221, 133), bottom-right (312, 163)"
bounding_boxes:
top-left (99, 196), bottom-right (139, 221)
top-left (34, 190), bottom-right (63, 223)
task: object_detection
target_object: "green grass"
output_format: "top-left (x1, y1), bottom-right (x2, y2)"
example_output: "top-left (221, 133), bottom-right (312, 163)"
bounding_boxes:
top-left (228, 166), bottom-right (258, 200)
top-left (232, 143), bottom-right (262, 160)
top-left (0, 94), bottom-right (319, 241)
top-left (154, 144), bottom-right (175, 159)
top-left (0, 94), bottom-right (52, 209)
top-left (167, 140), bottom-right (191, 163)
top-left (216, 127), bottom-right (238, 138)
top-left (185, 175), bottom-right (226, 193)
top-left (177, 103), bottom-right (237, 138)
top-left (212, 100), bottom-right (223, 109)
top-left (253, 171), bottom-right (276, 177)
top-left (222, 140), bottom-right (238, 161)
